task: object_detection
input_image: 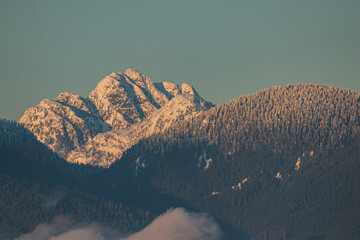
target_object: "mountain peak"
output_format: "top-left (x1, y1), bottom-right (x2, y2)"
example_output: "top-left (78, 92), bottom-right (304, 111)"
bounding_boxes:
top-left (123, 67), bottom-right (143, 80)
top-left (180, 83), bottom-right (197, 96)
top-left (18, 68), bottom-right (213, 166)
top-left (124, 66), bottom-right (139, 72)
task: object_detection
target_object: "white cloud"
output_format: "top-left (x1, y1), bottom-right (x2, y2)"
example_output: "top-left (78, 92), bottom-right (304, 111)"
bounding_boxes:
top-left (14, 217), bottom-right (73, 240)
top-left (15, 208), bottom-right (222, 240)
top-left (50, 227), bottom-right (104, 240)
top-left (122, 208), bottom-right (222, 240)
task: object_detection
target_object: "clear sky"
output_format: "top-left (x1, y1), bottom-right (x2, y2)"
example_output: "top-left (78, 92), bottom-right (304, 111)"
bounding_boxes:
top-left (1, 0), bottom-right (359, 120)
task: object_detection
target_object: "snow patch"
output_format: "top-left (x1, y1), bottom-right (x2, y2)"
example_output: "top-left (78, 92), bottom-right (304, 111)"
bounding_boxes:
top-left (205, 158), bottom-right (212, 170)
top-left (135, 157), bottom-right (147, 177)
top-left (197, 152), bottom-right (212, 170)
top-left (295, 157), bottom-right (301, 171)
top-left (232, 177), bottom-right (250, 190)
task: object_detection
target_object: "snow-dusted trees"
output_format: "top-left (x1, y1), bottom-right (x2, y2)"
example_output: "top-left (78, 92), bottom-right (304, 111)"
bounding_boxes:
top-left (118, 84), bottom-right (360, 187)
top-left (107, 84), bottom-right (360, 239)
top-left (170, 84), bottom-right (360, 155)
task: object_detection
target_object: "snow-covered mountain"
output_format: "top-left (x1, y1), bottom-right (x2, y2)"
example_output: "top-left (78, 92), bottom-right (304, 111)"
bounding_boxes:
top-left (19, 68), bottom-right (213, 167)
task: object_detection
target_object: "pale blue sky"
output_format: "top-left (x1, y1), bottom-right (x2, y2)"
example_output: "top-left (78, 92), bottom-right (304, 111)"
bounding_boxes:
top-left (1, 0), bottom-right (359, 120)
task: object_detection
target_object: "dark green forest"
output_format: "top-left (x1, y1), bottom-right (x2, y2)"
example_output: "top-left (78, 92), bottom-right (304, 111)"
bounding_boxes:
top-left (1, 84), bottom-right (360, 240)
top-left (97, 84), bottom-right (360, 239)
top-left (0, 120), bottom-right (152, 239)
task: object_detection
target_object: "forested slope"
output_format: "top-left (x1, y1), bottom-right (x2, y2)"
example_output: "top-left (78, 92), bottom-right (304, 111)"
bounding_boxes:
top-left (2, 83), bottom-right (360, 239)
top-left (101, 84), bottom-right (360, 240)
top-left (0, 120), bottom-right (152, 239)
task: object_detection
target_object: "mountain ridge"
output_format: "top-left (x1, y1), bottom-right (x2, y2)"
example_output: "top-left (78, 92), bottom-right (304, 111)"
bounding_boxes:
top-left (18, 68), bottom-right (213, 167)
top-left (2, 79), bottom-right (360, 239)
top-left (92, 82), bottom-right (360, 239)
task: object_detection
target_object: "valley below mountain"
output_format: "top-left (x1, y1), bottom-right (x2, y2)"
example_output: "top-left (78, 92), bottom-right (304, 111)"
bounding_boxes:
top-left (1, 69), bottom-right (359, 239)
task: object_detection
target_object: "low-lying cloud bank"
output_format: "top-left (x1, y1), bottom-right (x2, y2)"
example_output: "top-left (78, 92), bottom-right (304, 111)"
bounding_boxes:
top-left (15, 208), bottom-right (222, 240)
top-left (121, 208), bottom-right (222, 240)
top-left (14, 217), bottom-right (105, 240)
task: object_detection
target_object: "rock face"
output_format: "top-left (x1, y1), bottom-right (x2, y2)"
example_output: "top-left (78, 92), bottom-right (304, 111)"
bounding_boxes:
top-left (18, 92), bottom-right (110, 158)
top-left (19, 68), bottom-right (213, 167)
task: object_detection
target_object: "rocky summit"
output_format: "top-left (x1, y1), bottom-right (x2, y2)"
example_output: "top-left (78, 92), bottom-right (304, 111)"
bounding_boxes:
top-left (19, 68), bottom-right (213, 167)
